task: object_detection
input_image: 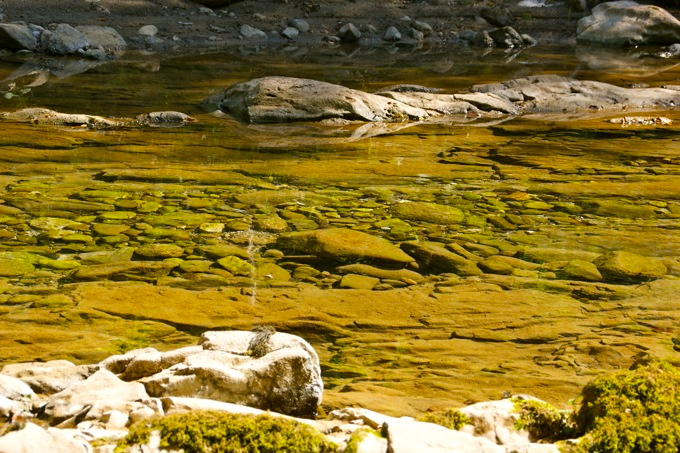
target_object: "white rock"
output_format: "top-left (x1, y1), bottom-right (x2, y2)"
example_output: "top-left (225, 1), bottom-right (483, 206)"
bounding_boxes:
top-left (386, 418), bottom-right (504, 453)
top-left (137, 25), bottom-right (158, 37)
top-left (160, 395), bottom-right (268, 416)
top-left (0, 375), bottom-right (34, 401)
top-left (0, 422), bottom-right (92, 453)
top-left (42, 369), bottom-right (149, 424)
top-left (1, 360), bottom-right (94, 395)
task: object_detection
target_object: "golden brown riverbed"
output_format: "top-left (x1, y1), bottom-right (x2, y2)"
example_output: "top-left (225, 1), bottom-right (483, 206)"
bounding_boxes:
top-left (0, 46), bottom-right (679, 416)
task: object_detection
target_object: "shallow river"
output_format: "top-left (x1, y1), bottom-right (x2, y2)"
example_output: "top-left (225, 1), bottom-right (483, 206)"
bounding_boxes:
top-left (0, 44), bottom-right (678, 415)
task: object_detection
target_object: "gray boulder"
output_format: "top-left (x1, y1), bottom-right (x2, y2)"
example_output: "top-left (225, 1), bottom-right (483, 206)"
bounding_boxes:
top-left (0, 23), bottom-right (38, 51)
top-left (277, 227), bottom-right (416, 265)
top-left (210, 75), bottom-right (680, 125)
top-left (239, 24), bottom-right (267, 40)
top-left (209, 76), bottom-right (431, 123)
top-left (40, 23), bottom-right (89, 55)
top-left (471, 74), bottom-right (680, 115)
top-left (577, 1), bottom-right (680, 45)
top-left (338, 23), bottom-right (361, 42)
top-left (76, 26), bottom-right (127, 55)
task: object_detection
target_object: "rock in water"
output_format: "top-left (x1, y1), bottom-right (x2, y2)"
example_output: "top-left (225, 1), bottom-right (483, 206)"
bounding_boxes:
top-left (577, 1), bottom-right (680, 45)
top-left (277, 227), bottom-right (416, 265)
top-left (0, 23), bottom-right (38, 51)
top-left (594, 251), bottom-right (667, 282)
top-left (208, 76), bottom-right (431, 123)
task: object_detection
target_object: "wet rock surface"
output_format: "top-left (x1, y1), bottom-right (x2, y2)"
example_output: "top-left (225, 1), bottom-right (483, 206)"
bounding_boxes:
top-left (210, 75), bottom-right (680, 123)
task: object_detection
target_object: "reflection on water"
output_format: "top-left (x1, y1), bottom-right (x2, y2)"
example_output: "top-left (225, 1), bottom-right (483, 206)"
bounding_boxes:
top-left (0, 44), bottom-right (679, 412)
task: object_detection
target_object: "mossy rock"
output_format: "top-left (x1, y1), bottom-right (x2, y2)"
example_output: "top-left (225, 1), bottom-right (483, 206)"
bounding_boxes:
top-left (390, 201), bottom-right (465, 225)
top-left (278, 228), bottom-right (414, 265)
top-left (560, 259), bottom-right (602, 282)
top-left (418, 408), bottom-right (471, 430)
top-left (115, 411), bottom-right (338, 453)
top-left (0, 259), bottom-right (34, 277)
top-left (217, 256), bottom-right (254, 276)
top-left (135, 244), bottom-right (185, 259)
top-left (574, 360), bottom-right (680, 453)
top-left (594, 251), bottom-right (667, 283)
top-left (142, 212), bottom-right (215, 227)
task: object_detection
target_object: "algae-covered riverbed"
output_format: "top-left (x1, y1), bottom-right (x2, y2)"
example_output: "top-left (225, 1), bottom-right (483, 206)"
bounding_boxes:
top-left (0, 46), bottom-right (679, 416)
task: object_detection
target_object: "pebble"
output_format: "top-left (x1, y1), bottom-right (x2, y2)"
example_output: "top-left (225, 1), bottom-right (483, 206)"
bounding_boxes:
top-left (137, 25), bottom-right (158, 37)
top-left (384, 26), bottom-right (401, 41)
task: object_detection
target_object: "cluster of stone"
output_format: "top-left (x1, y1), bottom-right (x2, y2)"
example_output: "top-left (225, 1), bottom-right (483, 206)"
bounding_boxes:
top-left (0, 329), bottom-right (565, 452)
top-left (0, 167), bottom-right (672, 299)
top-left (0, 22), bottom-right (126, 59)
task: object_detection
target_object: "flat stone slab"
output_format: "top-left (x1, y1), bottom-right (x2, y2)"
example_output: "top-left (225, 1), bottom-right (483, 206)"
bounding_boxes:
top-left (208, 75), bottom-right (680, 124)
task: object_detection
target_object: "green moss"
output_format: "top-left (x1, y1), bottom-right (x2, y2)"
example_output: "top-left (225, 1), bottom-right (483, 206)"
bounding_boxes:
top-left (418, 408), bottom-right (471, 430)
top-left (344, 428), bottom-right (381, 453)
top-left (512, 398), bottom-right (576, 442)
top-left (115, 411), bottom-right (338, 453)
top-left (574, 359), bottom-right (680, 453)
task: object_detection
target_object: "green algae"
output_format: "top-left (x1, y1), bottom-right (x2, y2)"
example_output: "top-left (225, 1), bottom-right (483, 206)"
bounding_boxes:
top-left (116, 411), bottom-right (338, 453)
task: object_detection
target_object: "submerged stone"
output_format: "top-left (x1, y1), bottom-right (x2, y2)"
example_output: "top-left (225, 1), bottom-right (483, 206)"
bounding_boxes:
top-left (340, 274), bottom-right (379, 290)
top-left (561, 260), bottom-right (603, 282)
top-left (594, 251), bottom-right (667, 282)
top-left (277, 228), bottom-right (415, 265)
top-left (390, 201), bottom-right (465, 225)
top-left (135, 244), bottom-right (185, 259)
top-left (217, 256), bottom-right (254, 276)
top-left (401, 242), bottom-right (482, 276)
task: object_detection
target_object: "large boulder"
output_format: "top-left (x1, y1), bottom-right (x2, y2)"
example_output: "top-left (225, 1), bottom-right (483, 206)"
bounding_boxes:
top-left (577, 1), bottom-right (680, 45)
top-left (76, 25), bottom-right (127, 55)
top-left (277, 228), bottom-right (415, 265)
top-left (103, 330), bottom-right (323, 418)
top-left (0, 23), bottom-right (38, 51)
top-left (40, 23), bottom-right (90, 55)
top-left (208, 75), bottom-right (680, 124)
top-left (204, 76), bottom-right (432, 123)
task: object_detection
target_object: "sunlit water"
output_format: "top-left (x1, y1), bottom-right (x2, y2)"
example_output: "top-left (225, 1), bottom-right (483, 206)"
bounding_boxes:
top-left (0, 44), bottom-right (679, 412)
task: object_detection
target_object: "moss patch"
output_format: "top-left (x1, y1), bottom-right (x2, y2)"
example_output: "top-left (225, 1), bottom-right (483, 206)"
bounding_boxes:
top-left (116, 411), bottom-right (338, 453)
top-left (574, 360), bottom-right (680, 453)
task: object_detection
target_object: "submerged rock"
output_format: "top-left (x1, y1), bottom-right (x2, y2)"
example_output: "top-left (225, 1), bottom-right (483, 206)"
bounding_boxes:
top-left (594, 251), bottom-right (667, 282)
top-left (205, 76), bottom-right (431, 123)
top-left (277, 228), bottom-right (415, 265)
